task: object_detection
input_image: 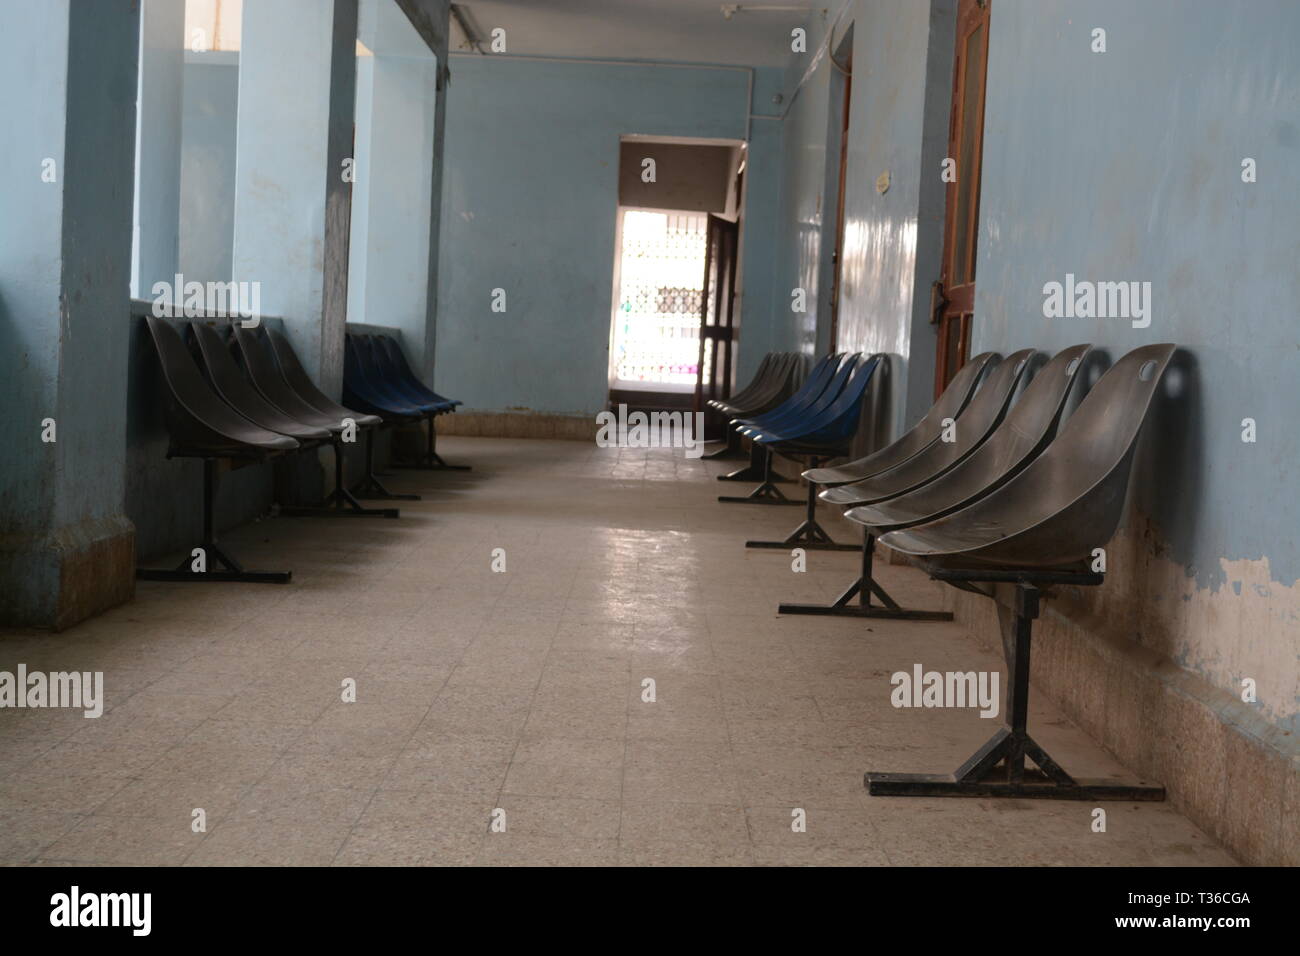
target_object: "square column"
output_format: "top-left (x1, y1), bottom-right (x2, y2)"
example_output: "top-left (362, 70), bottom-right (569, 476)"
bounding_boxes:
top-left (131, 0), bottom-right (185, 297)
top-left (0, 0), bottom-right (141, 628)
top-left (232, 0), bottom-right (359, 396)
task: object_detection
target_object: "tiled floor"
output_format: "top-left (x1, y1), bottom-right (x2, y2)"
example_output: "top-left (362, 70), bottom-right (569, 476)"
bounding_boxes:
top-left (0, 437), bottom-right (1236, 866)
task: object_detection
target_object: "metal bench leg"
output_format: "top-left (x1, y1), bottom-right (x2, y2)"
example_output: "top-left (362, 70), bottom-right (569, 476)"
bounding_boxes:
top-left (701, 425), bottom-right (743, 460)
top-left (392, 416), bottom-right (471, 471)
top-left (281, 440), bottom-right (399, 519)
top-left (779, 530), bottom-right (955, 619)
top-left (136, 459), bottom-right (292, 583)
top-left (351, 429), bottom-right (420, 501)
top-left (746, 459), bottom-right (858, 549)
top-left (717, 441), bottom-right (792, 482)
top-left (718, 447), bottom-right (801, 505)
top-left (865, 582), bottom-right (1165, 800)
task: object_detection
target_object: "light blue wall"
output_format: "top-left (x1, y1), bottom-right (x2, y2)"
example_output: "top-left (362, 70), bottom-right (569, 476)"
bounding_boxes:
top-left (731, 67), bottom-right (785, 386)
top-left (131, 0), bottom-right (183, 298)
top-left (835, 0), bottom-right (954, 434)
top-left (179, 55), bottom-right (239, 284)
top-left (348, 0), bottom-right (438, 343)
top-left (232, 0), bottom-right (358, 396)
top-left (769, 1), bottom-right (954, 435)
top-left (772, 10), bottom-right (834, 359)
top-left (437, 56), bottom-right (783, 416)
top-left (974, 0), bottom-right (1300, 590)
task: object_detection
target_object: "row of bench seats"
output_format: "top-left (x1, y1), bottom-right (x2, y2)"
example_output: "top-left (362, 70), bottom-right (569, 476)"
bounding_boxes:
top-left (344, 332), bottom-right (467, 472)
top-left (716, 352), bottom-right (881, 529)
top-left (136, 317), bottom-right (463, 584)
top-left (708, 342), bottom-right (1176, 804)
top-left (703, 352), bottom-right (806, 465)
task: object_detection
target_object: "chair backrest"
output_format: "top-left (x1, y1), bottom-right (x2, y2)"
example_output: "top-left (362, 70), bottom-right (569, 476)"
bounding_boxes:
top-left (854, 349), bottom-right (1035, 497)
top-left (835, 351), bottom-right (999, 479)
top-left (729, 352), bottom-right (776, 404)
top-left (376, 335), bottom-right (422, 384)
top-left (357, 336), bottom-right (412, 396)
top-left (881, 343), bottom-right (1177, 568)
top-left (262, 327), bottom-right (355, 422)
top-left (747, 352), bottom-right (842, 423)
top-left (189, 322), bottom-right (330, 441)
top-left (855, 344), bottom-right (1091, 526)
top-left (788, 352), bottom-right (809, 389)
top-left (797, 352), bottom-right (863, 422)
top-left (144, 316), bottom-right (297, 454)
top-left (373, 335), bottom-right (439, 402)
top-left (739, 352), bottom-right (800, 409)
top-left (345, 334), bottom-right (422, 413)
top-left (787, 352), bottom-right (841, 406)
top-left (231, 324), bottom-right (343, 427)
top-left (798, 353), bottom-right (883, 443)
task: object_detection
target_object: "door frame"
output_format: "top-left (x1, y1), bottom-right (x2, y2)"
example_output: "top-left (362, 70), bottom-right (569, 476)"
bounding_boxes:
top-left (934, 0), bottom-right (991, 398)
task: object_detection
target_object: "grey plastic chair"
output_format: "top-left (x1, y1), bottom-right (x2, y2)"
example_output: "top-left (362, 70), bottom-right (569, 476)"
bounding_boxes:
top-left (821, 348), bottom-right (1036, 508)
top-left (863, 343), bottom-right (1177, 803)
top-left (881, 343), bottom-right (1177, 570)
top-left (189, 322), bottom-right (332, 444)
top-left (780, 345), bottom-right (1090, 620)
top-left (708, 352), bottom-right (777, 414)
top-left (266, 328), bottom-right (421, 502)
top-left (135, 315), bottom-right (297, 584)
top-left (802, 351), bottom-right (998, 488)
top-left (844, 344), bottom-right (1092, 534)
top-left (231, 324), bottom-right (400, 519)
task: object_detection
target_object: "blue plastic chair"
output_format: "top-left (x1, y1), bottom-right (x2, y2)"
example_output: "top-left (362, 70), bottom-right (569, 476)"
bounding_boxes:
top-left (716, 352), bottom-right (839, 485)
top-left (343, 335), bottom-right (424, 419)
top-left (374, 335), bottom-right (462, 410)
top-left (732, 353), bottom-right (845, 433)
top-left (350, 335), bottom-right (442, 414)
top-left (717, 353), bottom-right (854, 506)
top-left (358, 336), bottom-right (455, 413)
top-left (746, 354), bottom-right (878, 446)
top-left (743, 354), bottom-right (885, 551)
top-left (344, 334), bottom-right (471, 471)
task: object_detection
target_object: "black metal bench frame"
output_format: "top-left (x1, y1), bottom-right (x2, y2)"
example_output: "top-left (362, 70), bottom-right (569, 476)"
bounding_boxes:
top-left (137, 458), bottom-right (292, 585)
top-left (390, 416), bottom-right (470, 472)
top-left (864, 567), bottom-right (1165, 801)
top-left (778, 529), bottom-right (954, 619)
top-left (279, 437), bottom-right (400, 520)
top-left (716, 445), bottom-right (802, 504)
top-left (744, 454), bottom-right (862, 551)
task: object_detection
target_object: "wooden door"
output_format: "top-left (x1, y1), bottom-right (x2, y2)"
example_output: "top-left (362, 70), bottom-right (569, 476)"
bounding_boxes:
top-left (694, 213), bottom-right (739, 411)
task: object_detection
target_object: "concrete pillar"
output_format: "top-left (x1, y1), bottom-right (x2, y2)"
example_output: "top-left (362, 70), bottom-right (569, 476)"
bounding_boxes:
top-left (131, 0), bottom-right (185, 299)
top-left (423, 12), bottom-right (450, 383)
top-left (0, 0), bottom-right (140, 628)
top-left (349, 0), bottom-right (439, 368)
top-left (232, 0), bottom-right (359, 397)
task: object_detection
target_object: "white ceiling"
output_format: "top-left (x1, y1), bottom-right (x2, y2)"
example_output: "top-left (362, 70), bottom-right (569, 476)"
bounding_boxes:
top-left (450, 1), bottom-right (820, 67)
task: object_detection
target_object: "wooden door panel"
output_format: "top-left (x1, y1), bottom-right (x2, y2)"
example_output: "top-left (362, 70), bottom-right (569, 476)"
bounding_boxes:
top-left (694, 214), bottom-right (739, 411)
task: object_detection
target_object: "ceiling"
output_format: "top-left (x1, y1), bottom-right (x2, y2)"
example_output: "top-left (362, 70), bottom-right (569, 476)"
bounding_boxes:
top-left (449, 1), bottom-right (820, 67)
